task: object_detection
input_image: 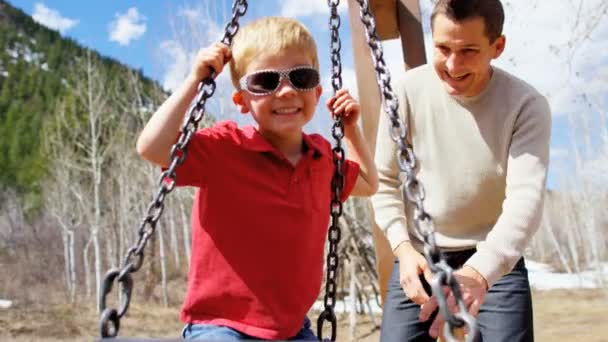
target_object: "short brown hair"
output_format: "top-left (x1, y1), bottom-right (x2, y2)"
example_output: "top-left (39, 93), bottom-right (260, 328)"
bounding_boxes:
top-left (229, 17), bottom-right (319, 88)
top-left (431, 0), bottom-right (505, 42)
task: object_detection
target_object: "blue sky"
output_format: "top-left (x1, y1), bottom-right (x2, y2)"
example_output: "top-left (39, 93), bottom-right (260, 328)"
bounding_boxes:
top-left (7, 0), bottom-right (608, 189)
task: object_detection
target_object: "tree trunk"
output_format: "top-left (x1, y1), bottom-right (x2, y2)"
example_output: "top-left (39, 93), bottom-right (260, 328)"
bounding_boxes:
top-left (143, 231), bottom-right (158, 301)
top-left (169, 206), bottom-right (180, 268)
top-left (158, 223), bottom-right (169, 306)
top-left (93, 233), bottom-right (101, 311)
top-left (349, 258), bottom-right (357, 342)
top-left (83, 238), bottom-right (93, 298)
top-left (68, 230), bottom-right (77, 303)
top-left (180, 200), bottom-right (191, 263)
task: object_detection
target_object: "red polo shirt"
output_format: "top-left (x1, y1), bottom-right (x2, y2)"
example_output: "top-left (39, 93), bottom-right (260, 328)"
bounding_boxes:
top-left (174, 121), bottom-right (359, 339)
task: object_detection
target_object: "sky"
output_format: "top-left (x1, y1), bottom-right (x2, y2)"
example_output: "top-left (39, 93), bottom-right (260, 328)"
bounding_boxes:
top-left (7, 0), bottom-right (608, 189)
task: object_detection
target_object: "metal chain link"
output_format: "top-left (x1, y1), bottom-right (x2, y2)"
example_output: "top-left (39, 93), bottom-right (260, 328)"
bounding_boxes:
top-left (317, 0), bottom-right (345, 340)
top-left (352, 0), bottom-right (478, 341)
top-left (98, 1), bottom-right (248, 338)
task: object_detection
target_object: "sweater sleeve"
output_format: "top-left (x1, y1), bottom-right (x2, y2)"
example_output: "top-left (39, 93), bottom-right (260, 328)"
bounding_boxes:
top-left (370, 80), bottom-right (411, 250)
top-left (465, 95), bottom-right (552, 287)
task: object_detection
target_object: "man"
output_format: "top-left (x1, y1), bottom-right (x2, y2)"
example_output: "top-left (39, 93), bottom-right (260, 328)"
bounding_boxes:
top-left (371, 0), bottom-right (551, 341)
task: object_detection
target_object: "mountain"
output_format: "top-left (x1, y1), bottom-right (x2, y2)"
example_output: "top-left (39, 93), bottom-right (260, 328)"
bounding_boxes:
top-left (0, 0), bottom-right (165, 204)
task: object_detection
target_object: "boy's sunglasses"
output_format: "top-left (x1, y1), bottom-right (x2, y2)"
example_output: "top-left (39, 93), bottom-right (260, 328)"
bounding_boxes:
top-left (238, 66), bottom-right (320, 96)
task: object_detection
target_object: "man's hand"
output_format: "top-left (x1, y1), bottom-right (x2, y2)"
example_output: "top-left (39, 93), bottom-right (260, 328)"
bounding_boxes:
top-left (394, 241), bottom-right (433, 305)
top-left (419, 265), bottom-right (488, 338)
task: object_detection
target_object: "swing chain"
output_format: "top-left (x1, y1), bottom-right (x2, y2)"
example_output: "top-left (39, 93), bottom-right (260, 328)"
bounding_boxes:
top-left (352, 0), bottom-right (478, 341)
top-left (317, 0), bottom-right (343, 341)
top-left (98, 0), bottom-right (248, 338)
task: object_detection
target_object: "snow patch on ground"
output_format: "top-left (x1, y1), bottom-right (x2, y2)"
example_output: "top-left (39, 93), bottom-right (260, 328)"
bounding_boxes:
top-left (312, 260), bottom-right (606, 314)
top-left (526, 260), bottom-right (607, 290)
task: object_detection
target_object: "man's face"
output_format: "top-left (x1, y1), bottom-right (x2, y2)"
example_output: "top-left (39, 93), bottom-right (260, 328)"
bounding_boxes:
top-left (432, 14), bottom-right (505, 97)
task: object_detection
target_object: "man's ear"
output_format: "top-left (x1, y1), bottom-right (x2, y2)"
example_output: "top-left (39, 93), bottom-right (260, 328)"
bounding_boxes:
top-left (315, 85), bottom-right (322, 101)
top-left (232, 91), bottom-right (250, 114)
top-left (492, 35), bottom-right (506, 59)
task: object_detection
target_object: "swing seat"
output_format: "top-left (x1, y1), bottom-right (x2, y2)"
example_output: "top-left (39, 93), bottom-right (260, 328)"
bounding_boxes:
top-left (100, 338), bottom-right (306, 342)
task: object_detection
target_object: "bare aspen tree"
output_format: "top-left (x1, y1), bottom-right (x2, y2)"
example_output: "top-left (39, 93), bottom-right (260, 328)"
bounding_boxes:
top-left (158, 218), bottom-right (169, 307)
top-left (179, 195), bottom-right (192, 262)
top-left (349, 258), bottom-right (357, 342)
top-left (45, 153), bottom-right (80, 301)
top-left (543, 206), bottom-right (573, 274)
top-left (143, 232), bottom-right (158, 301)
top-left (44, 109), bottom-right (79, 301)
top-left (52, 50), bottom-right (116, 309)
top-left (168, 204), bottom-right (181, 268)
top-left (83, 238), bottom-right (93, 297)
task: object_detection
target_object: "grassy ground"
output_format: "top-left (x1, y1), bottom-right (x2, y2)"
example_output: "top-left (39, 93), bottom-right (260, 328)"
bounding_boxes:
top-left (1, 289), bottom-right (606, 341)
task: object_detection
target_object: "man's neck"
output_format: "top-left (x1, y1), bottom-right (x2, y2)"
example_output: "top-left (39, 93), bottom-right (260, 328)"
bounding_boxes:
top-left (470, 66), bottom-right (494, 97)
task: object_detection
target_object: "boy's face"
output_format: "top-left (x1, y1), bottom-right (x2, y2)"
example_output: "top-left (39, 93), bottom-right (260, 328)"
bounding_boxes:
top-left (232, 47), bottom-right (322, 141)
top-left (432, 14), bottom-right (505, 97)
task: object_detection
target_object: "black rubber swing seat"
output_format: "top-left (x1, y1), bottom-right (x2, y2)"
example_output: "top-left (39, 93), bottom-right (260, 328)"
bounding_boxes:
top-left (96, 338), bottom-right (302, 342)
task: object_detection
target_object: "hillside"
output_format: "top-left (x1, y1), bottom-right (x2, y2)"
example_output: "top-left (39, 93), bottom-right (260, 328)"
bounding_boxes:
top-left (0, 0), bottom-right (165, 206)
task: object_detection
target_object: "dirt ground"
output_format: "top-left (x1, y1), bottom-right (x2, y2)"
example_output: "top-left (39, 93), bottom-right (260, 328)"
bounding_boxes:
top-left (1, 289), bottom-right (607, 341)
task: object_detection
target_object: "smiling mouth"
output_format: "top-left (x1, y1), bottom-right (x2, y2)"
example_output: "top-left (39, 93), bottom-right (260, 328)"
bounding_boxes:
top-left (273, 107), bottom-right (301, 115)
top-left (445, 71), bottom-right (471, 82)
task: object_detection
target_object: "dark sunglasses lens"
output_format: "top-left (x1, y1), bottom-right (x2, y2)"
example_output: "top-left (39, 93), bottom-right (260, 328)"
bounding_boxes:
top-left (289, 69), bottom-right (319, 89)
top-left (247, 72), bottom-right (280, 93)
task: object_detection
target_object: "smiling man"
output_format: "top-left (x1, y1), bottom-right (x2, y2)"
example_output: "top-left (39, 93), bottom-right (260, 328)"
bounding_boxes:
top-left (371, 0), bottom-right (551, 341)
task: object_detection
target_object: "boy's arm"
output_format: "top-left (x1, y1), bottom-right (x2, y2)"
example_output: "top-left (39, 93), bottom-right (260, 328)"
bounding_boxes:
top-left (344, 125), bottom-right (378, 197)
top-left (136, 43), bottom-right (231, 167)
top-left (327, 89), bottom-right (378, 197)
top-left (136, 76), bottom-right (201, 167)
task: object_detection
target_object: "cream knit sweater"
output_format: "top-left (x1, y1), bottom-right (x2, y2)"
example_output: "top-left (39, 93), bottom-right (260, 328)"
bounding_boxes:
top-left (371, 64), bottom-right (551, 287)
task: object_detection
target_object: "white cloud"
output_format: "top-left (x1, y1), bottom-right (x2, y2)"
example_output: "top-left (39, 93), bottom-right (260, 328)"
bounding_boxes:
top-left (493, 1), bottom-right (608, 115)
top-left (158, 39), bottom-right (233, 93)
top-left (179, 8), bottom-right (204, 22)
top-left (322, 66), bottom-right (358, 100)
top-left (158, 40), bottom-right (192, 92)
top-left (550, 148), bottom-right (569, 159)
top-left (32, 3), bottom-right (78, 33)
top-left (174, 6), bottom-right (224, 43)
top-left (158, 4), bottom-right (225, 92)
top-left (158, 37), bottom-right (236, 122)
top-left (109, 8), bottom-right (147, 46)
top-left (382, 38), bottom-right (407, 78)
top-left (280, 0), bottom-right (347, 17)
top-left (579, 148), bottom-right (608, 191)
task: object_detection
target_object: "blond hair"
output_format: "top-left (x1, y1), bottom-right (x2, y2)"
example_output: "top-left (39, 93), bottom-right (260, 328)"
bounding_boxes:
top-left (229, 17), bottom-right (319, 87)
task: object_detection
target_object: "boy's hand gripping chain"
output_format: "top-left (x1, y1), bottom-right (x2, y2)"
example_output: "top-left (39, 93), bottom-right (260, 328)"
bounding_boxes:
top-left (317, 1), bottom-right (344, 341)
top-left (97, 1), bottom-right (248, 338)
top-left (352, 0), bottom-right (478, 341)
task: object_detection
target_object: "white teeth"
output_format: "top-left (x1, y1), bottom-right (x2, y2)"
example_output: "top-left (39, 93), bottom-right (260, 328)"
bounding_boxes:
top-left (448, 73), bottom-right (468, 80)
top-left (274, 108), bottom-right (298, 114)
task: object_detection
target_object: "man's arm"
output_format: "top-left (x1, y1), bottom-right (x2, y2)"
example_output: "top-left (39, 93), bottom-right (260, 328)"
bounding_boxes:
top-left (464, 95), bottom-right (552, 287)
top-left (420, 95), bottom-right (551, 338)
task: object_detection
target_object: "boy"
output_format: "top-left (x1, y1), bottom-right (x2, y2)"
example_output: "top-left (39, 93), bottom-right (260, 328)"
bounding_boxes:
top-left (136, 17), bottom-right (378, 341)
